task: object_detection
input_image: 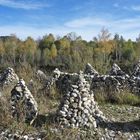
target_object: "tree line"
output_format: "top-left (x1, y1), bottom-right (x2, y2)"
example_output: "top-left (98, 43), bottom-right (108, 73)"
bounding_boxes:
top-left (0, 28), bottom-right (140, 73)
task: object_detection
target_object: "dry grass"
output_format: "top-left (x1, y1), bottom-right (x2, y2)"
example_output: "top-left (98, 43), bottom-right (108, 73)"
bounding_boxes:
top-left (95, 89), bottom-right (140, 105)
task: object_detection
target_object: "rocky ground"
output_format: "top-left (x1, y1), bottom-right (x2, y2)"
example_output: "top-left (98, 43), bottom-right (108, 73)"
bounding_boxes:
top-left (0, 103), bottom-right (140, 140)
top-left (97, 104), bottom-right (140, 140)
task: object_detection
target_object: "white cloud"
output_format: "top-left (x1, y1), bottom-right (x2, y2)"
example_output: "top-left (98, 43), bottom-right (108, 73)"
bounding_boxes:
top-left (65, 17), bottom-right (109, 28)
top-left (0, 16), bottom-right (140, 41)
top-left (0, 0), bottom-right (50, 10)
top-left (64, 16), bottom-right (140, 40)
top-left (65, 16), bottom-right (140, 31)
top-left (0, 24), bottom-right (101, 41)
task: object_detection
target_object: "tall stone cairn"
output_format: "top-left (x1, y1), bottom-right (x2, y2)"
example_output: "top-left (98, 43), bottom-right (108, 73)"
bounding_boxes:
top-left (0, 67), bottom-right (19, 89)
top-left (11, 79), bottom-right (38, 124)
top-left (57, 72), bottom-right (106, 128)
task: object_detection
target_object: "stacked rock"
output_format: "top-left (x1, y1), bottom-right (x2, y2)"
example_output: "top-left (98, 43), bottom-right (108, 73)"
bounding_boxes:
top-left (84, 63), bottom-right (99, 85)
top-left (11, 79), bottom-right (38, 124)
top-left (57, 72), bottom-right (106, 128)
top-left (129, 61), bottom-right (140, 94)
top-left (109, 63), bottom-right (129, 84)
top-left (131, 60), bottom-right (140, 77)
top-left (129, 77), bottom-right (140, 94)
top-left (84, 63), bottom-right (99, 77)
top-left (41, 68), bottom-right (64, 94)
top-left (91, 75), bottom-right (121, 94)
top-left (109, 63), bottom-right (126, 76)
top-left (83, 63), bottom-right (121, 94)
top-left (39, 68), bottom-right (62, 95)
top-left (0, 67), bottom-right (19, 89)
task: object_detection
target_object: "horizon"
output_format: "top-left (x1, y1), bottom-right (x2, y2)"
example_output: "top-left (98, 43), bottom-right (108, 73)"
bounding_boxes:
top-left (0, 0), bottom-right (140, 41)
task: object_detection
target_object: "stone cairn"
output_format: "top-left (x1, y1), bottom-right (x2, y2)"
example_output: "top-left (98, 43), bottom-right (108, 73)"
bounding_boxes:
top-left (91, 75), bottom-right (121, 94)
top-left (0, 67), bottom-right (19, 89)
top-left (46, 68), bottom-right (62, 90)
top-left (35, 68), bottom-right (62, 95)
top-left (56, 71), bottom-right (106, 128)
top-left (129, 61), bottom-right (140, 94)
top-left (11, 79), bottom-right (38, 124)
top-left (108, 63), bottom-right (129, 89)
top-left (83, 64), bottom-right (121, 94)
top-left (42, 61), bottom-right (140, 97)
top-left (84, 63), bottom-right (99, 77)
top-left (131, 60), bottom-right (140, 77)
top-left (85, 61), bottom-right (140, 95)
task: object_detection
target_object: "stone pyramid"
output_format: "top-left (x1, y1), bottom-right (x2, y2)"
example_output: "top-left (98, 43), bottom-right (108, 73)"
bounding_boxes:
top-left (57, 72), bottom-right (106, 128)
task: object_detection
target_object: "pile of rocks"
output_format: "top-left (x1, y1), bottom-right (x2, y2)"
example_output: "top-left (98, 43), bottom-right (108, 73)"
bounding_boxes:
top-left (42, 61), bottom-right (140, 97)
top-left (0, 129), bottom-right (42, 140)
top-left (83, 64), bottom-right (121, 94)
top-left (0, 67), bottom-right (19, 89)
top-left (91, 75), bottom-right (121, 94)
top-left (45, 68), bottom-right (62, 90)
top-left (108, 63), bottom-right (128, 77)
top-left (128, 61), bottom-right (140, 94)
top-left (83, 62), bottom-right (140, 95)
top-left (11, 79), bottom-right (38, 124)
top-left (37, 68), bottom-right (63, 96)
top-left (108, 63), bottom-right (129, 89)
top-left (131, 60), bottom-right (140, 77)
top-left (84, 63), bottom-right (99, 77)
top-left (57, 72), bottom-right (106, 128)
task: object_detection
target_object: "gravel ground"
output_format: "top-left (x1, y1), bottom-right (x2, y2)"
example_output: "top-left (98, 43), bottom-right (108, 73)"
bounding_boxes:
top-left (97, 104), bottom-right (140, 140)
top-left (0, 104), bottom-right (140, 140)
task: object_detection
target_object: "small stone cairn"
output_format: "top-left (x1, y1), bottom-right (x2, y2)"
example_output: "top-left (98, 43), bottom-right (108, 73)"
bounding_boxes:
top-left (11, 79), bottom-right (38, 124)
top-left (0, 67), bottom-right (19, 89)
top-left (57, 71), bottom-right (106, 128)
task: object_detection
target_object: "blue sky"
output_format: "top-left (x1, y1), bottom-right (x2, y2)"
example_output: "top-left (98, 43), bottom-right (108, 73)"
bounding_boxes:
top-left (0, 0), bottom-right (140, 40)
